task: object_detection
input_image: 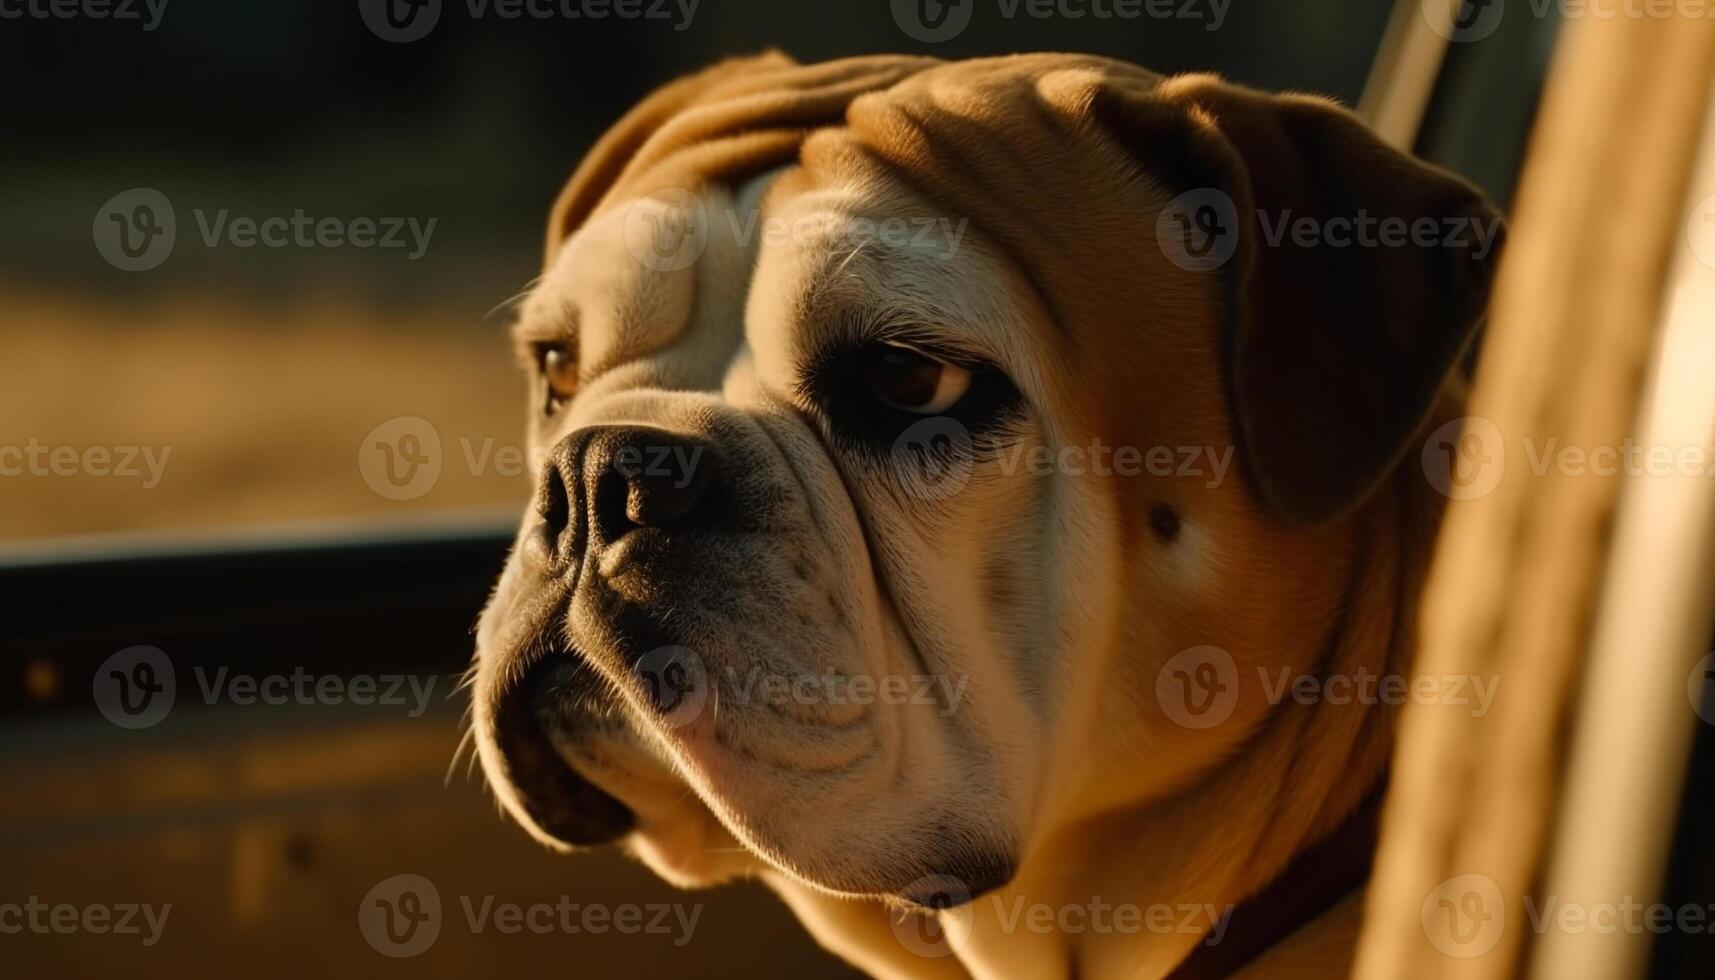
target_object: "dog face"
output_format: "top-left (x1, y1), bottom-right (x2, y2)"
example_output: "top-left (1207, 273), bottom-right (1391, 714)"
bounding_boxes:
top-left (471, 54), bottom-right (1498, 908)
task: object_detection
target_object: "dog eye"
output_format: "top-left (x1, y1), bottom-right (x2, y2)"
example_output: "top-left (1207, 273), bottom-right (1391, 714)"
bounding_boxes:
top-left (797, 333), bottom-right (1024, 457)
top-left (865, 342), bottom-right (972, 414)
top-left (537, 344), bottom-right (578, 412)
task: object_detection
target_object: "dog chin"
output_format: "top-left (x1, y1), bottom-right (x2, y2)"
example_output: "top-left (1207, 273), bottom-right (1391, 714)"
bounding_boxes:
top-left (626, 821), bottom-right (752, 889)
top-left (667, 755), bottom-right (1020, 905)
top-left (479, 537), bottom-right (1019, 908)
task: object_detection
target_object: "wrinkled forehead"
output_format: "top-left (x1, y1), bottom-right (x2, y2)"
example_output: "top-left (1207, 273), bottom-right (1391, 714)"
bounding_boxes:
top-left (742, 149), bottom-right (1055, 394)
top-left (521, 132), bottom-right (1060, 373)
top-left (521, 67), bottom-right (1224, 446)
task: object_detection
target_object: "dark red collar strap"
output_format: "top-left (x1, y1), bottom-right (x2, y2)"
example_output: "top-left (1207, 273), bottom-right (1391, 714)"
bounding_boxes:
top-left (1164, 786), bottom-right (1386, 980)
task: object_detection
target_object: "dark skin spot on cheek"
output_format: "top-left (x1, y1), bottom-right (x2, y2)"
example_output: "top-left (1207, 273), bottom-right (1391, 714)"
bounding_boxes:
top-left (1150, 504), bottom-right (1181, 543)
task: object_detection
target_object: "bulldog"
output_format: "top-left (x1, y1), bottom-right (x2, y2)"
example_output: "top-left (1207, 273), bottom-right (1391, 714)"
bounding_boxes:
top-left (469, 51), bottom-right (1501, 979)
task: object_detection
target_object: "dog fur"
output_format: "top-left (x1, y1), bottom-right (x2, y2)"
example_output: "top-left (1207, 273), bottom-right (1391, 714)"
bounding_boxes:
top-left (469, 52), bottom-right (1500, 979)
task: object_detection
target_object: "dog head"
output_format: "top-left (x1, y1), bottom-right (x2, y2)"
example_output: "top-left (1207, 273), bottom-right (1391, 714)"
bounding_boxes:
top-left (470, 52), bottom-right (1500, 908)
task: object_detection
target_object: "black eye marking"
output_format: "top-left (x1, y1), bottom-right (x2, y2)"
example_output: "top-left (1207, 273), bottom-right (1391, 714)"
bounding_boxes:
top-left (1150, 504), bottom-right (1181, 543)
top-left (795, 313), bottom-right (1025, 465)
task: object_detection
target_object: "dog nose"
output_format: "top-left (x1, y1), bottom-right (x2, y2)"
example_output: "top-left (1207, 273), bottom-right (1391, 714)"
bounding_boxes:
top-left (533, 426), bottom-right (721, 565)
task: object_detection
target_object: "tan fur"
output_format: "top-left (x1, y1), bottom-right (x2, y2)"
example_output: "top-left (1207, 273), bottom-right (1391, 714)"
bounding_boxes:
top-left (473, 52), bottom-right (1496, 980)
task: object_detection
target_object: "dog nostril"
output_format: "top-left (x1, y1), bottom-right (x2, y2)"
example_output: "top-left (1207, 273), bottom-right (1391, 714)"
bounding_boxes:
top-left (625, 449), bottom-right (718, 528)
top-left (592, 467), bottom-right (634, 541)
top-left (586, 429), bottom-right (722, 541)
top-left (532, 464), bottom-right (575, 565)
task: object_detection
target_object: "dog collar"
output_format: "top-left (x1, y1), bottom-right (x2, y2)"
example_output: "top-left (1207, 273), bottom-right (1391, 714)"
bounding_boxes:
top-left (1163, 784), bottom-right (1386, 979)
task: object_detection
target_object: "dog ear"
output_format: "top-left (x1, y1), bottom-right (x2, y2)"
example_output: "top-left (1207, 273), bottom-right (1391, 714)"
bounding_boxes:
top-left (545, 50), bottom-right (797, 257)
top-left (1094, 74), bottom-right (1504, 523)
top-left (546, 51), bottom-right (939, 263)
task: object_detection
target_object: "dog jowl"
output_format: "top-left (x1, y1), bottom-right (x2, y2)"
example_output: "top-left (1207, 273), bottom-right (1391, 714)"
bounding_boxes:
top-left (468, 52), bottom-right (1501, 978)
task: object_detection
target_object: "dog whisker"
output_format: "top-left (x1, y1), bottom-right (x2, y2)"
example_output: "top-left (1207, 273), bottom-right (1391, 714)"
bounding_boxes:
top-left (482, 275), bottom-right (546, 323)
top-left (445, 725), bottom-right (477, 789)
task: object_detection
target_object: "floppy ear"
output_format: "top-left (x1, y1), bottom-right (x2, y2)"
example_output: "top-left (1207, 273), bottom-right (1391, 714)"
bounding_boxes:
top-left (545, 51), bottom-right (940, 263)
top-left (1095, 75), bottom-right (1504, 523)
top-left (545, 50), bottom-right (795, 257)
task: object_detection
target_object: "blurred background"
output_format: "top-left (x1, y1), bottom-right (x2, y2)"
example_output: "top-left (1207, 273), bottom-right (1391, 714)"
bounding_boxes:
top-left (0, 2), bottom-right (1559, 977)
top-left (0, 0), bottom-right (1508, 543)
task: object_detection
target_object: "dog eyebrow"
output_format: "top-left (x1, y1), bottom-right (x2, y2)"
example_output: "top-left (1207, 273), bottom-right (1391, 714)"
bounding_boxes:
top-left (510, 297), bottom-right (580, 363)
top-left (839, 124), bottom-right (1071, 339)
